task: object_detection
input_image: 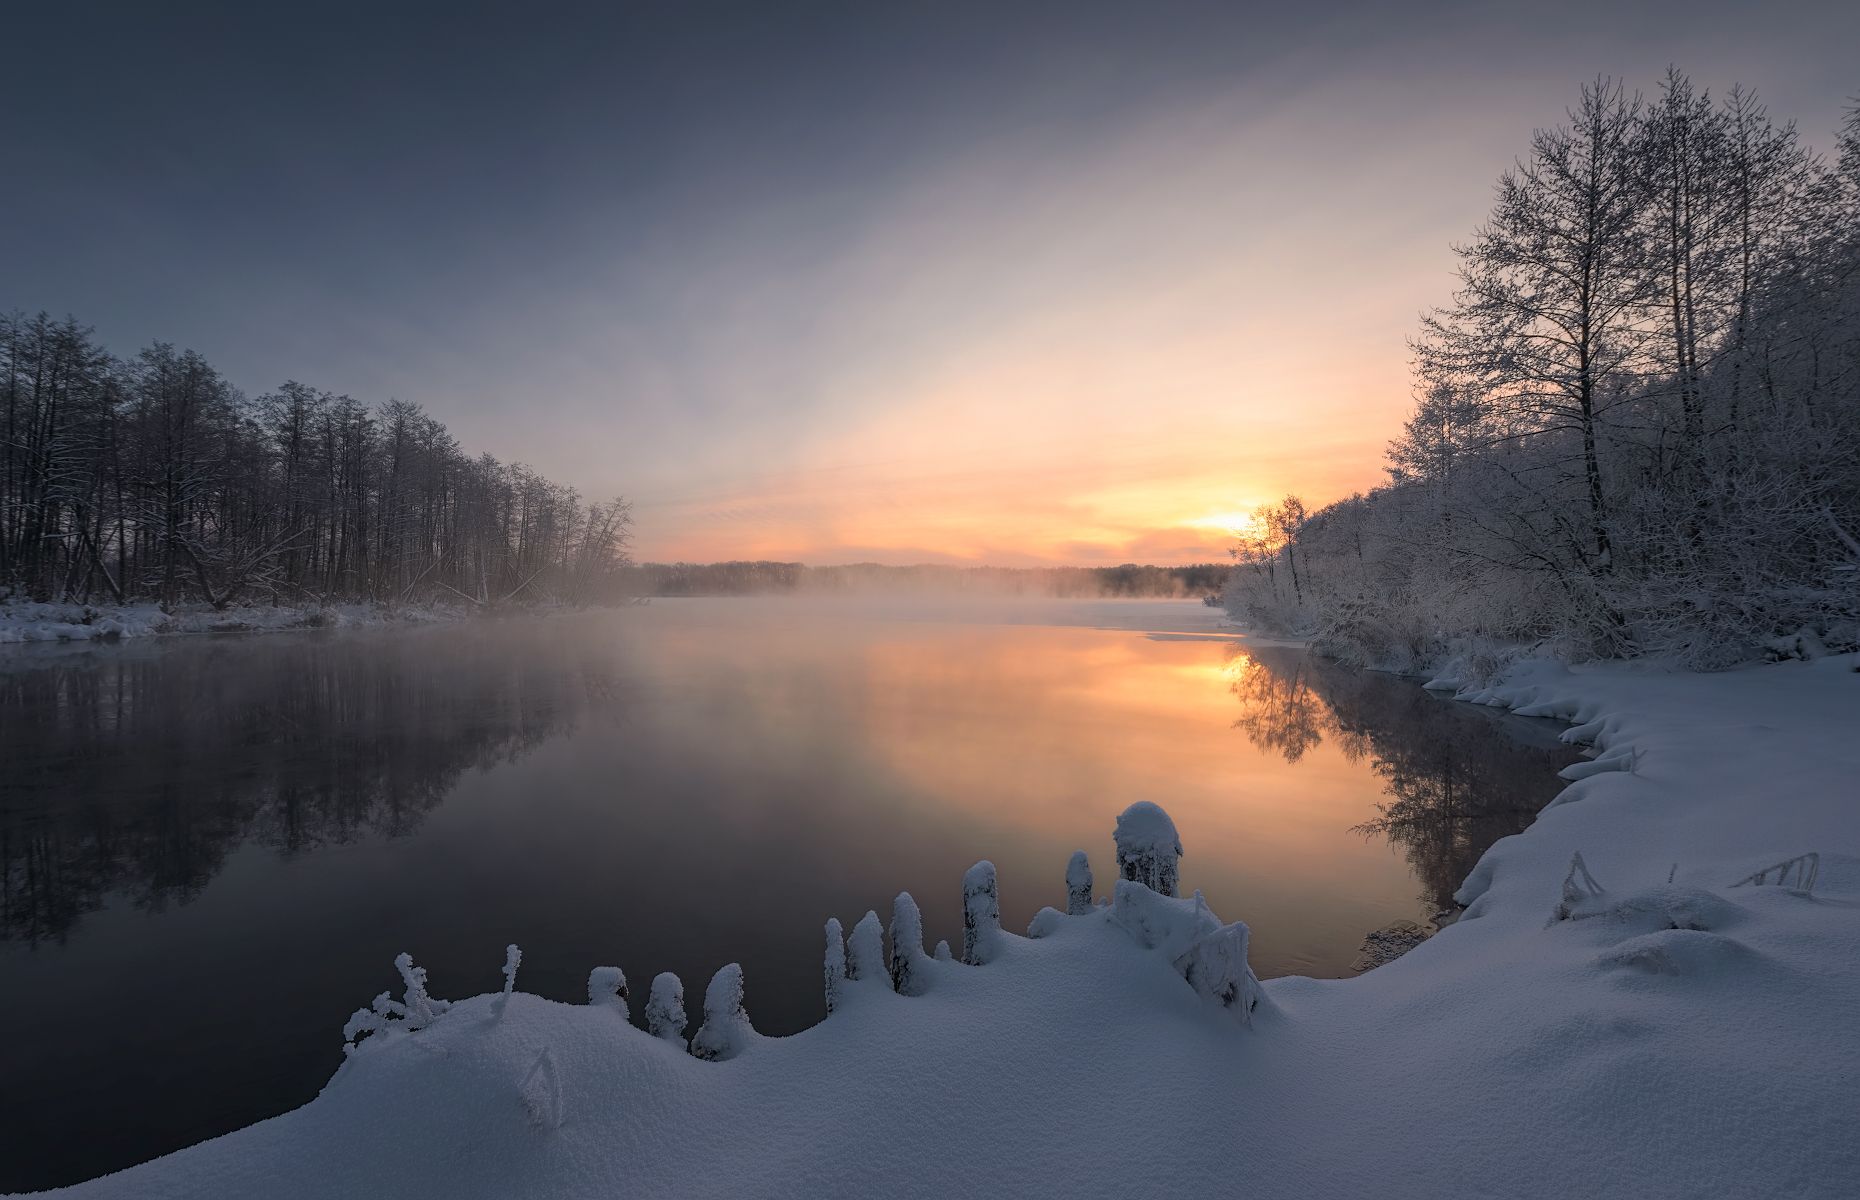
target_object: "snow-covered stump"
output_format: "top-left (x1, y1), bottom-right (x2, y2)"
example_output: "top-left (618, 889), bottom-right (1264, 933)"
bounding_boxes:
top-left (691, 963), bottom-right (753, 1062)
top-left (645, 972), bottom-right (687, 1045)
top-left (888, 892), bottom-right (932, 995)
top-left (588, 966), bottom-right (630, 1016)
top-left (1066, 850), bottom-right (1094, 915)
top-left (847, 911), bottom-right (885, 984)
top-left (962, 860), bottom-right (1003, 965)
top-left (823, 917), bottom-right (848, 1013)
top-left (1115, 801), bottom-right (1183, 897)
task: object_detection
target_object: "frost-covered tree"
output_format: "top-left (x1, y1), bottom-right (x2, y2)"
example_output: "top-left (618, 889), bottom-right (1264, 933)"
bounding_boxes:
top-left (823, 917), bottom-right (847, 1013)
top-left (645, 972), bottom-right (687, 1045)
top-left (1114, 802), bottom-right (1182, 897)
top-left (1224, 72), bottom-right (1860, 670)
top-left (690, 963), bottom-right (753, 1062)
top-left (961, 861), bottom-right (1002, 965)
top-left (887, 892), bottom-right (932, 996)
top-left (1065, 850), bottom-right (1094, 916)
top-left (588, 966), bottom-right (629, 1016)
top-left (847, 911), bottom-right (885, 983)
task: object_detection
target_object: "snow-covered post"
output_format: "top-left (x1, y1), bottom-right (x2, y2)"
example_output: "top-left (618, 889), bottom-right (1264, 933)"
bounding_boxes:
top-left (824, 918), bottom-right (848, 1013)
top-left (691, 963), bottom-right (753, 1062)
top-left (588, 966), bottom-right (630, 1016)
top-left (645, 973), bottom-right (687, 1045)
top-left (888, 891), bottom-right (931, 995)
top-left (493, 944), bottom-right (522, 1019)
top-left (962, 860), bottom-right (1002, 965)
top-left (1115, 802), bottom-right (1183, 897)
top-left (847, 911), bottom-right (884, 983)
top-left (1066, 850), bottom-right (1094, 915)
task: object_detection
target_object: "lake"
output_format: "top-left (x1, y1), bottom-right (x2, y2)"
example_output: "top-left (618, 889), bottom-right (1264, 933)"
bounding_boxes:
top-left (0, 598), bottom-right (1579, 1191)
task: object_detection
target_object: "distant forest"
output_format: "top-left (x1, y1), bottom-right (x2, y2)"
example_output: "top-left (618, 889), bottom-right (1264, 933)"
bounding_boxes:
top-left (626, 560), bottom-right (1228, 598)
top-left (0, 318), bottom-right (632, 608)
top-left (1226, 74), bottom-right (1860, 669)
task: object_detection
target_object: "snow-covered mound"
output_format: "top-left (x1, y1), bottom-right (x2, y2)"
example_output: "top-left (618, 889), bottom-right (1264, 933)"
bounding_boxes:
top-left (27, 654), bottom-right (1860, 1199)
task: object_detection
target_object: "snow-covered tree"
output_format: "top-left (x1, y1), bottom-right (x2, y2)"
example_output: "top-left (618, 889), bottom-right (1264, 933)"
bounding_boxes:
top-left (961, 861), bottom-right (1002, 965)
top-left (847, 911), bottom-right (884, 983)
top-left (888, 892), bottom-right (931, 995)
top-left (690, 963), bottom-right (753, 1062)
top-left (588, 966), bottom-right (629, 1016)
top-left (823, 917), bottom-right (848, 1013)
top-left (1114, 802), bottom-right (1182, 897)
top-left (1066, 850), bottom-right (1094, 915)
top-left (645, 973), bottom-right (687, 1045)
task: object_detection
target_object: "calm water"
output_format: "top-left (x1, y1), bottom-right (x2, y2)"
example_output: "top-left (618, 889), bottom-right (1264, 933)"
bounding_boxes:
top-left (0, 598), bottom-right (1579, 1191)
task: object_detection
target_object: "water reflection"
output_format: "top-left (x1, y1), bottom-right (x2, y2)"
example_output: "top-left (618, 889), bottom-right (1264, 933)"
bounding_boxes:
top-left (1225, 643), bottom-right (1579, 913)
top-left (0, 602), bottom-right (1579, 1191)
top-left (1, 628), bottom-right (611, 945)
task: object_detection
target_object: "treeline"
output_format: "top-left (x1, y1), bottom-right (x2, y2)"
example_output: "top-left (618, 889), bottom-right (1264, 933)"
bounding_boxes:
top-left (1227, 74), bottom-right (1860, 669)
top-left (1, 314), bottom-right (631, 608)
top-left (627, 560), bottom-right (1228, 598)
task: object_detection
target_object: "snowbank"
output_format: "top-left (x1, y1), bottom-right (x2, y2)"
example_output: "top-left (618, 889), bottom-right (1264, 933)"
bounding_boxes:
top-left (0, 599), bottom-right (469, 645)
top-left (25, 654), bottom-right (1860, 1199)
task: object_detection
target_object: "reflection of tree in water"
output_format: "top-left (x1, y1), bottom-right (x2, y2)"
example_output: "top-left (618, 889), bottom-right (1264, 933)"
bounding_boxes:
top-left (1, 627), bottom-right (617, 945)
top-left (1226, 650), bottom-right (1328, 763)
top-left (1228, 644), bottom-right (1581, 912)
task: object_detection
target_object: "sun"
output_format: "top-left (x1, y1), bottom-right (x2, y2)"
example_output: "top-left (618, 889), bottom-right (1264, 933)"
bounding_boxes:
top-left (1184, 509), bottom-right (1265, 538)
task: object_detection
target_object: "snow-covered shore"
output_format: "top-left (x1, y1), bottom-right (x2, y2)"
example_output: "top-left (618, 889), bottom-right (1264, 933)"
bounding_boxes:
top-left (0, 599), bottom-right (475, 645)
top-left (24, 650), bottom-right (1860, 1199)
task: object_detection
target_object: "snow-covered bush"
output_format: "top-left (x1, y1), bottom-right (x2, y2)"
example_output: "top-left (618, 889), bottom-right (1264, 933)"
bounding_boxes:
top-left (341, 951), bottom-right (452, 1055)
top-left (961, 861), bottom-right (1002, 965)
top-left (1066, 850), bottom-right (1093, 915)
top-left (823, 917), bottom-right (847, 1013)
top-left (690, 963), bottom-right (753, 1062)
top-left (933, 939), bottom-right (953, 961)
top-left (588, 966), bottom-right (630, 1016)
top-left (645, 973), bottom-right (687, 1045)
top-left (888, 892), bottom-right (931, 996)
top-left (1114, 802), bottom-right (1182, 898)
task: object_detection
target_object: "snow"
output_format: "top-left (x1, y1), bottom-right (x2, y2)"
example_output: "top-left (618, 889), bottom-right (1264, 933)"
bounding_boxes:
top-left (960, 861), bottom-right (1002, 965)
top-left (25, 648), bottom-right (1860, 1199)
top-left (1113, 800), bottom-right (1182, 897)
top-left (887, 893), bottom-right (932, 997)
top-left (644, 973), bottom-right (687, 1045)
top-left (1064, 850), bottom-right (1094, 915)
top-left (0, 599), bottom-right (466, 646)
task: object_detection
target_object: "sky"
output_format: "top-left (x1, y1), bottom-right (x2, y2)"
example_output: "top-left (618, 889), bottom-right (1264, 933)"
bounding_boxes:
top-left (4, 1), bottom-right (1856, 566)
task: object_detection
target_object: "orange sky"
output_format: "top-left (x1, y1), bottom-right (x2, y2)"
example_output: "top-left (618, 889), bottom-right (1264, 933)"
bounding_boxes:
top-left (616, 81), bottom-right (1448, 566)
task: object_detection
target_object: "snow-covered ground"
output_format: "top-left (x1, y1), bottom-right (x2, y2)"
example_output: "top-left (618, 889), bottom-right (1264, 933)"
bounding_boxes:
top-left (24, 647), bottom-right (1860, 1199)
top-left (0, 599), bottom-right (475, 645)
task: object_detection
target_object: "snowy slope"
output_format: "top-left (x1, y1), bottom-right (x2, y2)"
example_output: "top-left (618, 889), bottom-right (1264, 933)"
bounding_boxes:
top-left (25, 653), bottom-right (1860, 1200)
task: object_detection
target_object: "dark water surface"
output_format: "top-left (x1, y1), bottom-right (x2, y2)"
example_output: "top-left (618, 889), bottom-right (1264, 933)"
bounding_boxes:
top-left (0, 598), bottom-right (1580, 1191)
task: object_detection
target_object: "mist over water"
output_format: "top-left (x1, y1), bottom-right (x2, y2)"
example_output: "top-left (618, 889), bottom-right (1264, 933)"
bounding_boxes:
top-left (0, 599), bottom-right (1577, 1191)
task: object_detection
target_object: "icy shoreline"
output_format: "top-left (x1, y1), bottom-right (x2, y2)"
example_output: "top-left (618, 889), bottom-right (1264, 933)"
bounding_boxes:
top-left (22, 650), bottom-right (1860, 1199)
top-left (0, 599), bottom-right (479, 646)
